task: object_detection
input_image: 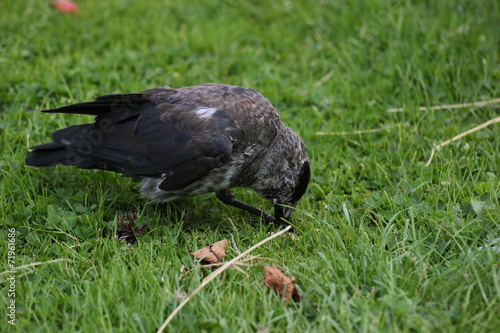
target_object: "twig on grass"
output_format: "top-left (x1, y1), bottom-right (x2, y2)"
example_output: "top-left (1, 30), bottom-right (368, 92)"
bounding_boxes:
top-left (425, 117), bottom-right (500, 167)
top-left (0, 258), bottom-right (71, 283)
top-left (196, 256), bottom-right (258, 275)
top-left (387, 97), bottom-right (500, 113)
top-left (157, 225), bottom-right (292, 333)
top-left (179, 254), bottom-right (276, 279)
top-left (310, 70), bottom-right (335, 91)
top-left (316, 123), bottom-right (408, 136)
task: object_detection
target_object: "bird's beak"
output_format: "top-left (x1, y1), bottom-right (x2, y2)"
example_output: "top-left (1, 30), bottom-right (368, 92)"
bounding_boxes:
top-left (274, 204), bottom-right (295, 225)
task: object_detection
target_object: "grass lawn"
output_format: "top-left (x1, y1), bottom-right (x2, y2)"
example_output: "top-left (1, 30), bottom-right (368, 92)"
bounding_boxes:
top-left (1, 0), bottom-right (499, 332)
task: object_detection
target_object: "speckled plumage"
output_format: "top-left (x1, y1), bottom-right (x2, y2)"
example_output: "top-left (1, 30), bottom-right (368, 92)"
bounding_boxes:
top-left (26, 83), bottom-right (310, 225)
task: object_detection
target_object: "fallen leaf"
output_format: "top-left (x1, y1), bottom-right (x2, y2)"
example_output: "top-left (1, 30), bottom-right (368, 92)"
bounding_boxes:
top-left (51, 1), bottom-right (80, 15)
top-left (263, 265), bottom-right (300, 302)
top-left (114, 212), bottom-right (147, 245)
top-left (190, 240), bottom-right (228, 265)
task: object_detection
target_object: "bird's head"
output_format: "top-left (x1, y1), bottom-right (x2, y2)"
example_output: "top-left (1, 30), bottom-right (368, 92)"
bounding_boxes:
top-left (272, 159), bottom-right (310, 225)
top-left (251, 126), bottom-right (310, 226)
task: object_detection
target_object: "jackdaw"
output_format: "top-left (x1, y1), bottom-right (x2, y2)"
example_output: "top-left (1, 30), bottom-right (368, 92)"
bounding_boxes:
top-left (25, 83), bottom-right (310, 225)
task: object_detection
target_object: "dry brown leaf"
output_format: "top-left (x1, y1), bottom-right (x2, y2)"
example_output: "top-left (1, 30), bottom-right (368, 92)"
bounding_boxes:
top-left (263, 265), bottom-right (301, 302)
top-left (115, 212), bottom-right (147, 245)
top-left (190, 240), bottom-right (228, 265)
top-left (157, 226), bottom-right (292, 332)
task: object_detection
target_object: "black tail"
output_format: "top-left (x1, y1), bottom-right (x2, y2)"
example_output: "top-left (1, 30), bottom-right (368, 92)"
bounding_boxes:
top-left (25, 145), bottom-right (69, 167)
top-left (40, 93), bottom-right (144, 115)
top-left (25, 89), bottom-right (183, 177)
top-left (25, 93), bottom-right (157, 174)
top-left (25, 93), bottom-right (146, 171)
top-left (25, 124), bottom-right (98, 168)
top-left (25, 144), bottom-right (68, 167)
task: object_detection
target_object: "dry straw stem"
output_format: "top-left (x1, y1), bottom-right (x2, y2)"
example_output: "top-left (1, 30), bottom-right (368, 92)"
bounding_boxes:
top-left (179, 254), bottom-right (272, 279)
top-left (157, 225), bottom-right (292, 333)
top-left (386, 97), bottom-right (500, 113)
top-left (0, 258), bottom-right (71, 283)
top-left (316, 123), bottom-right (408, 136)
top-left (299, 70), bottom-right (335, 96)
top-left (426, 116), bottom-right (500, 167)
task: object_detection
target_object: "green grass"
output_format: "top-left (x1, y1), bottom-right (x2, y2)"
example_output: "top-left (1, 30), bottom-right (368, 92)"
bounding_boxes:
top-left (1, 0), bottom-right (499, 332)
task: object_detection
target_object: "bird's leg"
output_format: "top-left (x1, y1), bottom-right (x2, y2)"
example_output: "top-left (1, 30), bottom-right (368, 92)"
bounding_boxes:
top-left (215, 189), bottom-right (275, 224)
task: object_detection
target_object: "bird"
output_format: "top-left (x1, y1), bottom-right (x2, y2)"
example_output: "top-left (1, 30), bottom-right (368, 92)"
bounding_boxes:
top-left (25, 83), bottom-right (310, 225)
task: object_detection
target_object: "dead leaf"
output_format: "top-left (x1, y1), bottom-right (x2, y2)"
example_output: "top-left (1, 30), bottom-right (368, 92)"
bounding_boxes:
top-left (263, 265), bottom-right (301, 302)
top-left (50, 1), bottom-right (80, 15)
top-left (114, 212), bottom-right (147, 245)
top-left (190, 240), bottom-right (228, 265)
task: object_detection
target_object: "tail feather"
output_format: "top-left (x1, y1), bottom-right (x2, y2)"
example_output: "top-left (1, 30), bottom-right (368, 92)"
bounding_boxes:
top-left (26, 125), bottom-right (91, 167)
top-left (41, 93), bottom-right (145, 115)
top-left (25, 118), bottom-right (152, 174)
top-left (25, 90), bottom-right (177, 176)
top-left (26, 94), bottom-right (146, 170)
top-left (26, 123), bottom-right (115, 170)
top-left (25, 144), bottom-right (70, 167)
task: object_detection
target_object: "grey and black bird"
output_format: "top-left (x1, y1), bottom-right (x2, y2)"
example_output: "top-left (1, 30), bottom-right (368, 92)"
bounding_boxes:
top-left (26, 83), bottom-right (310, 225)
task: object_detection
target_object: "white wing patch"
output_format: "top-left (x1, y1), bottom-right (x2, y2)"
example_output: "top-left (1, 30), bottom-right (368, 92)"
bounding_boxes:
top-left (195, 107), bottom-right (217, 119)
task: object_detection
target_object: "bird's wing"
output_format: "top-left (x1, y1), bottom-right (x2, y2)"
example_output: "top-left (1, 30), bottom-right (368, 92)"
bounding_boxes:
top-left (28, 89), bottom-right (241, 191)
